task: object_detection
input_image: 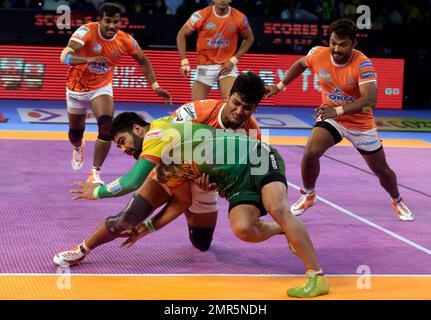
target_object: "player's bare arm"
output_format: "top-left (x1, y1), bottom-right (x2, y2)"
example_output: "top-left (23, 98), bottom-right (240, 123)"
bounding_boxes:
top-left (176, 23), bottom-right (195, 77)
top-left (315, 81), bottom-right (377, 120)
top-left (220, 27), bottom-right (255, 76)
top-left (131, 49), bottom-right (172, 103)
top-left (265, 56), bottom-right (308, 97)
top-left (60, 39), bottom-right (109, 66)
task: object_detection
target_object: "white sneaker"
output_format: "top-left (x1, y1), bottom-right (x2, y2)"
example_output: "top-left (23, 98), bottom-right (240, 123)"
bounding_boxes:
top-left (53, 244), bottom-right (88, 267)
top-left (290, 189), bottom-right (317, 216)
top-left (87, 168), bottom-right (104, 185)
top-left (71, 140), bottom-right (85, 171)
top-left (392, 198), bottom-right (414, 222)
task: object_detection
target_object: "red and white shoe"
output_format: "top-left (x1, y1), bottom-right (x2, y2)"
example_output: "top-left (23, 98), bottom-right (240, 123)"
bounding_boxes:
top-left (290, 189), bottom-right (317, 216)
top-left (71, 140), bottom-right (85, 171)
top-left (392, 198), bottom-right (414, 222)
top-left (87, 167), bottom-right (104, 185)
top-left (53, 244), bottom-right (88, 267)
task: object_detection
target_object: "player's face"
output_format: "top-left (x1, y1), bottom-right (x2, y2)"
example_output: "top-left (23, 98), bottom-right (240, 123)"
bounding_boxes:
top-left (99, 13), bottom-right (121, 39)
top-left (214, 0), bottom-right (231, 10)
top-left (329, 32), bottom-right (355, 64)
top-left (225, 93), bottom-right (256, 128)
top-left (114, 130), bottom-right (143, 160)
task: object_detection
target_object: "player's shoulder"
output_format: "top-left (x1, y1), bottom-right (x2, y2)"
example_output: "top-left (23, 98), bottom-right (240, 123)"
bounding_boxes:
top-left (352, 49), bottom-right (373, 67)
top-left (230, 6), bottom-right (246, 17)
top-left (307, 46), bottom-right (329, 57)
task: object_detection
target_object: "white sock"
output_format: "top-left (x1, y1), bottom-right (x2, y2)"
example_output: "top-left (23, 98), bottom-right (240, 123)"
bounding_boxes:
top-left (307, 269), bottom-right (324, 276)
top-left (304, 187), bottom-right (315, 194)
top-left (81, 241), bottom-right (91, 253)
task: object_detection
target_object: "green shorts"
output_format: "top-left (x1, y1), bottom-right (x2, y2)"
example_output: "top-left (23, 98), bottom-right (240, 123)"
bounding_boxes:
top-left (227, 146), bottom-right (287, 216)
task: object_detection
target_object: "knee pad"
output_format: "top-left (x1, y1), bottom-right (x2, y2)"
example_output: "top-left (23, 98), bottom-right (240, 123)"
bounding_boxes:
top-left (68, 128), bottom-right (85, 144)
top-left (188, 225), bottom-right (215, 252)
top-left (97, 115), bottom-right (113, 142)
top-left (105, 193), bottom-right (153, 235)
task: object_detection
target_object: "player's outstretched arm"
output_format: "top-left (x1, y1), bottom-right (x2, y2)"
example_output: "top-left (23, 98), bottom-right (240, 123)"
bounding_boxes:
top-left (71, 157), bottom-right (157, 200)
top-left (265, 56), bottom-right (308, 97)
top-left (60, 40), bottom-right (109, 66)
top-left (176, 23), bottom-right (195, 77)
top-left (131, 49), bottom-right (172, 103)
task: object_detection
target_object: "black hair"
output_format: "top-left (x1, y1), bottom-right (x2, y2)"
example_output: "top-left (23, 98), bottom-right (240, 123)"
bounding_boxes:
top-left (99, 2), bottom-right (122, 17)
top-left (230, 71), bottom-right (265, 106)
top-left (111, 112), bottom-right (149, 140)
top-left (329, 18), bottom-right (357, 41)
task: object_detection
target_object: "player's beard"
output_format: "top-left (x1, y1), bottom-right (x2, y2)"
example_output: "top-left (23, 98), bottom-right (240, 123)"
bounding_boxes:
top-left (132, 133), bottom-right (143, 160)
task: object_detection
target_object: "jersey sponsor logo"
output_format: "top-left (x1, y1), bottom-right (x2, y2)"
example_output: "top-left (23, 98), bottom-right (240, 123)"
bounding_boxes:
top-left (332, 87), bottom-right (343, 95)
top-left (307, 46), bottom-right (319, 56)
top-left (325, 88), bottom-right (355, 103)
top-left (88, 63), bottom-right (111, 74)
top-left (318, 69), bottom-right (331, 81)
top-left (269, 154), bottom-right (278, 170)
top-left (355, 139), bottom-right (379, 147)
top-left (106, 179), bottom-right (122, 195)
top-left (145, 128), bottom-right (163, 139)
top-left (205, 22), bottom-right (217, 30)
top-left (189, 11), bottom-right (201, 26)
top-left (359, 60), bottom-right (373, 69)
top-left (91, 43), bottom-right (102, 54)
top-left (72, 26), bottom-right (89, 39)
top-left (360, 71), bottom-right (375, 79)
top-left (207, 33), bottom-right (230, 48)
top-left (197, 200), bottom-right (218, 206)
top-left (174, 103), bottom-right (197, 122)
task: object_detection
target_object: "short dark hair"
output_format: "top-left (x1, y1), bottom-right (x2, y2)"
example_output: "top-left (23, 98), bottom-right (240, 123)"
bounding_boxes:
top-left (230, 71), bottom-right (265, 106)
top-left (111, 112), bottom-right (149, 140)
top-left (99, 2), bottom-right (121, 17)
top-left (329, 18), bottom-right (357, 41)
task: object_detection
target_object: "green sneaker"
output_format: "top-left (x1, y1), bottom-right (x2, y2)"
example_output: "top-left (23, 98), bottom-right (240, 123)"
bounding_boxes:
top-left (287, 274), bottom-right (329, 298)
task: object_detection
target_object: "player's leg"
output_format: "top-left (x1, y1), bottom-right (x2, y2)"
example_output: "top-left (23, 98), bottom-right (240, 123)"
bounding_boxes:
top-left (360, 146), bottom-right (414, 221)
top-left (191, 65), bottom-right (218, 100)
top-left (291, 121), bottom-right (341, 216)
top-left (184, 186), bottom-right (218, 251)
top-left (53, 178), bottom-right (171, 267)
top-left (261, 181), bottom-right (329, 298)
top-left (191, 80), bottom-right (212, 100)
top-left (88, 89), bottom-right (115, 184)
top-left (217, 76), bottom-right (236, 99)
top-left (66, 90), bottom-right (89, 170)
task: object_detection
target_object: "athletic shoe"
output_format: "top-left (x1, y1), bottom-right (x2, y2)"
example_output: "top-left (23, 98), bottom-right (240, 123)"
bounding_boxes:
top-left (71, 140), bottom-right (85, 171)
top-left (87, 168), bottom-right (104, 185)
top-left (290, 189), bottom-right (317, 216)
top-left (53, 244), bottom-right (87, 267)
top-left (287, 274), bottom-right (329, 298)
top-left (392, 198), bottom-right (414, 222)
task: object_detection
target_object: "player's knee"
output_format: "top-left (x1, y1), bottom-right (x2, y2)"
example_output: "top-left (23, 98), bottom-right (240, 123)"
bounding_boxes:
top-left (188, 225), bottom-right (215, 251)
top-left (68, 128), bottom-right (85, 144)
top-left (105, 193), bottom-right (153, 235)
top-left (231, 221), bottom-right (256, 242)
top-left (267, 202), bottom-right (289, 219)
top-left (97, 115), bottom-right (113, 142)
top-left (303, 146), bottom-right (323, 162)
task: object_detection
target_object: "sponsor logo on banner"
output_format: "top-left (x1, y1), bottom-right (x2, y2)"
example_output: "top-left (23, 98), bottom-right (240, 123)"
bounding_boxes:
top-left (254, 114), bottom-right (312, 129)
top-left (375, 117), bottom-right (431, 132)
top-left (17, 108), bottom-right (153, 123)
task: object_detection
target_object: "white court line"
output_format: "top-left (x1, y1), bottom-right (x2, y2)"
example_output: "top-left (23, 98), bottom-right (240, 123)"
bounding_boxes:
top-left (287, 181), bottom-right (431, 256)
top-left (0, 273), bottom-right (430, 277)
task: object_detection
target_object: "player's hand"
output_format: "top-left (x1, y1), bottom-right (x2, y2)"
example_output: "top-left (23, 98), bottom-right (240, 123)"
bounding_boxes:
top-left (154, 86), bottom-right (172, 104)
top-left (180, 60), bottom-right (191, 78)
top-left (265, 84), bottom-right (280, 98)
top-left (87, 56), bottom-right (109, 65)
top-left (120, 223), bottom-right (149, 249)
top-left (315, 104), bottom-right (337, 120)
top-left (195, 173), bottom-right (217, 191)
top-left (156, 164), bottom-right (173, 184)
top-left (219, 60), bottom-right (234, 77)
top-left (70, 181), bottom-right (98, 200)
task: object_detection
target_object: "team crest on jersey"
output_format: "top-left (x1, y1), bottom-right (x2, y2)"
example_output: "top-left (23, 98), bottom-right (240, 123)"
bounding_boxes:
top-left (174, 103), bottom-right (197, 123)
top-left (73, 26), bottom-right (89, 39)
top-left (205, 22), bottom-right (217, 31)
top-left (318, 69), bottom-right (331, 81)
top-left (91, 43), bottom-right (102, 54)
top-left (207, 34), bottom-right (230, 48)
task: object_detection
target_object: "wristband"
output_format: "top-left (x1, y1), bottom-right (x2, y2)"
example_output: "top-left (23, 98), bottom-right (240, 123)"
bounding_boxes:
top-left (335, 106), bottom-right (344, 116)
top-left (229, 56), bottom-right (238, 65)
top-left (64, 53), bottom-right (73, 66)
top-left (276, 81), bottom-right (286, 91)
top-left (93, 186), bottom-right (100, 199)
top-left (151, 82), bottom-right (160, 91)
top-left (143, 220), bottom-right (156, 233)
top-left (181, 58), bottom-right (190, 66)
